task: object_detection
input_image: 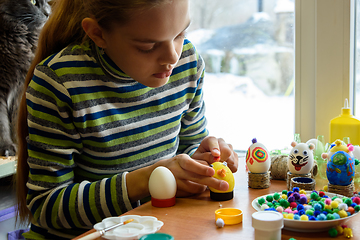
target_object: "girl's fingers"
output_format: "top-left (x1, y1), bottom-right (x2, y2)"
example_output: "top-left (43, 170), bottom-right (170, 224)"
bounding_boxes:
top-left (173, 155), bottom-right (229, 191)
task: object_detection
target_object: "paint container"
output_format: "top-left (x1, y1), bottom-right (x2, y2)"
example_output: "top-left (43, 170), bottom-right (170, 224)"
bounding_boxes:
top-left (252, 211), bottom-right (284, 240)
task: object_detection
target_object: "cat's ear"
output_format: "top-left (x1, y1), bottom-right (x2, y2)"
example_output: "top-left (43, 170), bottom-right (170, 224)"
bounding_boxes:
top-left (82, 18), bottom-right (107, 49)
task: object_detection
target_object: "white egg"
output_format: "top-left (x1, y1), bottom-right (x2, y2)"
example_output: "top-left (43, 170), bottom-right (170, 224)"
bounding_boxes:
top-left (246, 138), bottom-right (271, 173)
top-left (306, 139), bottom-right (325, 155)
top-left (148, 166), bottom-right (176, 200)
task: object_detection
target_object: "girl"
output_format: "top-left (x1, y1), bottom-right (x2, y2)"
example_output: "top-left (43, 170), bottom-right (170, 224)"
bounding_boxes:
top-left (16, 0), bottom-right (239, 239)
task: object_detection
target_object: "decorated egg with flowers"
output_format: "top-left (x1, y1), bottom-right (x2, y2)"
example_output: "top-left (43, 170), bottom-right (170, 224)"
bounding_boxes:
top-left (246, 138), bottom-right (270, 173)
top-left (326, 151), bottom-right (355, 186)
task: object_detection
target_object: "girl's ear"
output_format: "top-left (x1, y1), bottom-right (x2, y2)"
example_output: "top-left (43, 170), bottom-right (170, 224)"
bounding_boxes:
top-left (82, 18), bottom-right (107, 48)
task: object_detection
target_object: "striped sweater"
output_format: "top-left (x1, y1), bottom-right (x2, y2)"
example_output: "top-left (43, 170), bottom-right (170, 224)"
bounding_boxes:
top-left (24, 39), bottom-right (207, 239)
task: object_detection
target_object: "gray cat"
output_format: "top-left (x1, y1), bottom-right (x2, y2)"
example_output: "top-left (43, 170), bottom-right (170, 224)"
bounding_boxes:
top-left (0, 0), bottom-right (50, 156)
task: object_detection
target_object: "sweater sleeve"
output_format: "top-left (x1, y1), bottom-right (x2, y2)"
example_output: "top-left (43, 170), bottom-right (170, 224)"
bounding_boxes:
top-left (177, 41), bottom-right (209, 156)
top-left (25, 65), bottom-right (132, 232)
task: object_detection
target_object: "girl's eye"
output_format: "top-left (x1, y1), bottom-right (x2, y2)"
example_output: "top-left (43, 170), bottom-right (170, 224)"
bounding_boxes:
top-left (137, 44), bottom-right (157, 54)
top-left (175, 31), bottom-right (187, 40)
top-left (138, 47), bottom-right (154, 53)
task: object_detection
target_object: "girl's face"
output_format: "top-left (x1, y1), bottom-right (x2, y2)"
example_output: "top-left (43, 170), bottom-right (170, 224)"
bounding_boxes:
top-left (102, 0), bottom-right (190, 88)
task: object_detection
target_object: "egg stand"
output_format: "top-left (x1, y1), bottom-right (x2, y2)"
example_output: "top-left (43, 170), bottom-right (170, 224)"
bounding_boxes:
top-left (286, 172), bottom-right (312, 191)
top-left (248, 171), bottom-right (270, 189)
top-left (327, 181), bottom-right (354, 197)
top-left (210, 190), bottom-right (234, 201)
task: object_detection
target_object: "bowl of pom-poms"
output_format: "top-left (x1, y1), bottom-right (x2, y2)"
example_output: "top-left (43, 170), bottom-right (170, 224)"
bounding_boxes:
top-left (252, 187), bottom-right (360, 232)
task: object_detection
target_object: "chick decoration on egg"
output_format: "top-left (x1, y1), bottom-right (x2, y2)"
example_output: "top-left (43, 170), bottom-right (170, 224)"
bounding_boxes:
top-left (245, 138), bottom-right (271, 173)
top-left (287, 141), bottom-right (315, 174)
top-left (209, 161), bottom-right (235, 201)
top-left (326, 151), bottom-right (355, 186)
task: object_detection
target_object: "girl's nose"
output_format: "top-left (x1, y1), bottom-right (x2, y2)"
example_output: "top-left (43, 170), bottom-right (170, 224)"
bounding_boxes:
top-left (159, 42), bottom-right (180, 66)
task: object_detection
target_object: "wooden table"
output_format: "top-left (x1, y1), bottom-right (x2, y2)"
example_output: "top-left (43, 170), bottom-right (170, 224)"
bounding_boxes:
top-left (74, 159), bottom-right (360, 240)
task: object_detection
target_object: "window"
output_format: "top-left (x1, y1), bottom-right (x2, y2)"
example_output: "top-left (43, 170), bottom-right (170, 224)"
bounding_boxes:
top-left (187, 0), bottom-right (295, 151)
top-left (188, 0), bottom-right (352, 151)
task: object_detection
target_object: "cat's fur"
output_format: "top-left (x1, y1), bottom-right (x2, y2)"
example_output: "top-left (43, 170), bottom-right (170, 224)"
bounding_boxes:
top-left (0, 0), bottom-right (50, 156)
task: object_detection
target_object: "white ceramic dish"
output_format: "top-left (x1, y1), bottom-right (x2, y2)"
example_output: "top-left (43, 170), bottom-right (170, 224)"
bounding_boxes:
top-left (93, 215), bottom-right (164, 240)
top-left (252, 191), bottom-right (359, 232)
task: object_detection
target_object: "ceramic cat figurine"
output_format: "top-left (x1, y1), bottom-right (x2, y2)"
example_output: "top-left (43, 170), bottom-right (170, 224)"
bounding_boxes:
top-left (0, 0), bottom-right (50, 156)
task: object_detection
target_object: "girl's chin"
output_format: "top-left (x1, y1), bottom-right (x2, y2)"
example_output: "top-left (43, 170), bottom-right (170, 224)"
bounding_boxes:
top-left (142, 77), bottom-right (170, 88)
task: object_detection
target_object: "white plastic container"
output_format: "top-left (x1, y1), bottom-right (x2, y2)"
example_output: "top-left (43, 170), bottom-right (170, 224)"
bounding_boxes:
top-left (252, 211), bottom-right (284, 240)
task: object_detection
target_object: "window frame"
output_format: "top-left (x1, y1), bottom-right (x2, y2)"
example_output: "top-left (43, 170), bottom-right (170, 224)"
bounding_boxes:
top-left (295, 0), bottom-right (353, 143)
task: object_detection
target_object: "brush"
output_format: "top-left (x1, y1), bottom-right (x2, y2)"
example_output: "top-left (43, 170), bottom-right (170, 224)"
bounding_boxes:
top-left (77, 218), bottom-right (134, 240)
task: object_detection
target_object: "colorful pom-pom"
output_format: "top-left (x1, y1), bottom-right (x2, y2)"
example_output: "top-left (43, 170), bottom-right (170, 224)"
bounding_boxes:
top-left (317, 213), bottom-right (326, 220)
top-left (348, 206), bottom-right (355, 215)
top-left (328, 227), bottom-right (338, 237)
top-left (266, 195), bottom-right (274, 202)
top-left (258, 197), bottom-right (266, 205)
top-left (325, 198), bottom-right (332, 205)
top-left (273, 192), bottom-right (280, 200)
top-left (299, 196), bottom-right (307, 204)
top-left (335, 225), bottom-right (344, 235)
top-left (216, 218), bottom-right (225, 228)
top-left (338, 209), bottom-right (348, 218)
top-left (343, 227), bottom-right (353, 238)
top-left (290, 201), bottom-right (297, 209)
top-left (310, 192), bottom-right (319, 200)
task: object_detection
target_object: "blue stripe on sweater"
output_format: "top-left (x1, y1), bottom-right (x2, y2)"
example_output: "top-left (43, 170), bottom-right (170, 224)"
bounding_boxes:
top-left (26, 99), bottom-right (73, 125)
top-left (105, 178), bottom-right (118, 216)
top-left (51, 61), bottom-right (99, 70)
top-left (73, 87), bottom-right (195, 122)
top-left (82, 183), bottom-right (97, 224)
top-left (45, 188), bottom-right (62, 229)
top-left (28, 144), bottom-right (74, 161)
top-left (28, 126), bottom-right (81, 144)
top-left (30, 168), bottom-right (73, 177)
top-left (83, 115), bottom-right (180, 143)
top-left (62, 184), bottom-right (76, 228)
top-left (82, 137), bottom-right (177, 161)
top-left (32, 75), bottom-right (72, 104)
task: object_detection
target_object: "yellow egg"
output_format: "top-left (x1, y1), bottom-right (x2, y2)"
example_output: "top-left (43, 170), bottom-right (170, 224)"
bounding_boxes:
top-left (209, 162), bottom-right (235, 193)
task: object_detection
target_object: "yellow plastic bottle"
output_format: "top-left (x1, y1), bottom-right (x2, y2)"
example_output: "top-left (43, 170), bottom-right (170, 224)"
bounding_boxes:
top-left (329, 99), bottom-right (360, 146)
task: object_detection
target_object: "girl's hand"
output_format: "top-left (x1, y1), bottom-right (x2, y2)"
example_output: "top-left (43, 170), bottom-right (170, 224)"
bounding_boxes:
top-left (156, 154), bottom-right (229, 197)
top-left (191, 136), bottom-right (239, 173)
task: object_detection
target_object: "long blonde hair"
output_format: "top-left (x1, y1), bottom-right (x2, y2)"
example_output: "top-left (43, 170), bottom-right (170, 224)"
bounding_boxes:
top-left (16, 0), bottom-right (171, 224)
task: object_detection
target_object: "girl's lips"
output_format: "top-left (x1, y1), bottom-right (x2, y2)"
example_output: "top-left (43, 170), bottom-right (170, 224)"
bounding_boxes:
top-left (153, 69), bottom-right (173, 78)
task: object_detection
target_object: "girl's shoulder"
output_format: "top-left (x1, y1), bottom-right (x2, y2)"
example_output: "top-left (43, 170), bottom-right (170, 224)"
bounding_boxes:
top-left (38, 42), bottom-right (96, 70)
